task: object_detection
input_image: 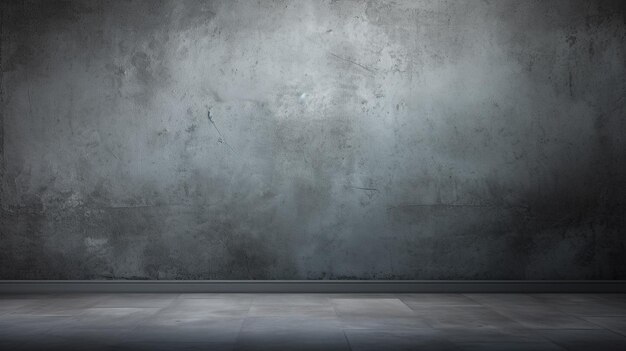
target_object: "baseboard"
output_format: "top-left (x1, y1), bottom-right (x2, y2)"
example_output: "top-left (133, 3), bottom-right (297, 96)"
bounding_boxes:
top-left (1, 280), bottom-right (625, 293)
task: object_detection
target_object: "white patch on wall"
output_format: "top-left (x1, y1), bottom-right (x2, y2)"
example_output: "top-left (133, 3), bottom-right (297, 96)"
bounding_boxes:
top-left (84, 237), bottom-right (109, 253)
top-left (64, 193), bottom-right (84, 209)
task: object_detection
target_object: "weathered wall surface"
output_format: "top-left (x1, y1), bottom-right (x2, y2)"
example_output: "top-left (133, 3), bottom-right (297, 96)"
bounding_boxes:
top-left (1, 0), bottom-right (624, 280)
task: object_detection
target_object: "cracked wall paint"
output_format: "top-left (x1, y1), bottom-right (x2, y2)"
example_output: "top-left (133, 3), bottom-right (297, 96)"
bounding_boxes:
top-left (0, 0), bottom-right (624, 279)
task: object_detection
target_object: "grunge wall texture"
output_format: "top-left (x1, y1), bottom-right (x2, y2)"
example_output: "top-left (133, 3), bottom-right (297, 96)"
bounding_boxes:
top-left (1, 0), bottom-right (624, 280)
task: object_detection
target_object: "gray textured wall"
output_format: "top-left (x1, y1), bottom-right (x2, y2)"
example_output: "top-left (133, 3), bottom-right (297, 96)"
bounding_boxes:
top-left (1, 0), bottom-right (624, 280)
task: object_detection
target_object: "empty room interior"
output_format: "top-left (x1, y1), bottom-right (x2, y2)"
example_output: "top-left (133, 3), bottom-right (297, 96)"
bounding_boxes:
top-left (1, 0), bottom-right (625, 350)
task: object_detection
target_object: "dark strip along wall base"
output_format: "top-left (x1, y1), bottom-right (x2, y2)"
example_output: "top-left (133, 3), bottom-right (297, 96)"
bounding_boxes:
top-left (1, 281), bottom-right (625, 294)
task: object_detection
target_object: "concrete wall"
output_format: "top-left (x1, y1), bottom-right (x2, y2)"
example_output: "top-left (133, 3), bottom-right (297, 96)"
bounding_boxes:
top-left (1, 0), bottom-right (624, 280)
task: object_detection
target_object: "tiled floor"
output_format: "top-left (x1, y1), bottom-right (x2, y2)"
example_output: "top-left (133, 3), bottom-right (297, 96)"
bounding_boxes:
top-left (1, 293), bottom-right (625, 350)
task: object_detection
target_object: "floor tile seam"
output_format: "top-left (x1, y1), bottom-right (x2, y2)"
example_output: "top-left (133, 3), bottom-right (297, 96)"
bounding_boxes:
top-left (341, 329), bottom-right (354, 351)
top-left (452, 341), bottom-right (568, 350)
top-left (232, 305), bottom-right (253, 348)
top-left (438, 328), bottom-right (556, 344)
top-left (451, 301), bottom-right (533, 329)
top-left (557, 309), bottom-right (626, 317)
top-left (534, 327), bottom-right (626, 334)
top-left (342, 327), bottom-right (439, 332)
top-left (535, 328), bottom-right (626, 350)
top-left (576, 317), bottom-right (626, 337)
top-left (477, 306), bottom-right (606, 329)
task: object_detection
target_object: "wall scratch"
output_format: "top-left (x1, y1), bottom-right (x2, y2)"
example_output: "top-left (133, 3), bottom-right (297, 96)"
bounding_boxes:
top-left (329, 52), bottom-right (375, 74)
top-left (207, 108), bottom-right (234, 151)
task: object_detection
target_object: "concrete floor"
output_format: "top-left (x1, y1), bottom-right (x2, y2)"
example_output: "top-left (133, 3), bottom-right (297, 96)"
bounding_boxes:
top-left (1, 293), bottom-right (625, 350)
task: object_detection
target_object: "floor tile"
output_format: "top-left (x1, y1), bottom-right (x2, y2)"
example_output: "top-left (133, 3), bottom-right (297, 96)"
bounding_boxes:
top-left (0, 315), bottom-right (76, 337)
top-left (160, 298), bottom-right (252, 318)
top-left (596, 294), bottom-right (626, 303)
top-left (410, 306), bottom-right (524, 329)
top-left (400, 294), bottom-right (482, 307)
top-left (235, 316), bottom-right (348, 351)
top-left (482, 304), bottom-right (600, 329)
top-left (582, 316), bottom-right (626, 336)
top-left (115, 342), bottom-right (235, 351)
top-left (73, 307), bottom-right (160, 329)
top-left (339, 315), bottom-right (432, 330)
top-left (465, 294), bottom-right (545, 306)
top-left (455, 342), bottom-right (565, 350)
top-left (345, 329), bottom-right (458, 351)
top-left (442, 328), bottom-right (550, 343)
top-left (332, 298), bottom-right (415, 317)
top-left (0, 299), bottom-right (41, 315)
top-left (179, 293), bottom-right (254, 300)
top-left (252, 293), bottom-right (331, 306)
top-left (127, 316), bottom-right (244, 343)
top-left (538, 329), bottom-right (626, 351)
top-left (249, 304), bottom-right (336, 317)
top-left (93, 293), bottom-right (178, 308)
top-left (531, 294), bottom-right (626, 316)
